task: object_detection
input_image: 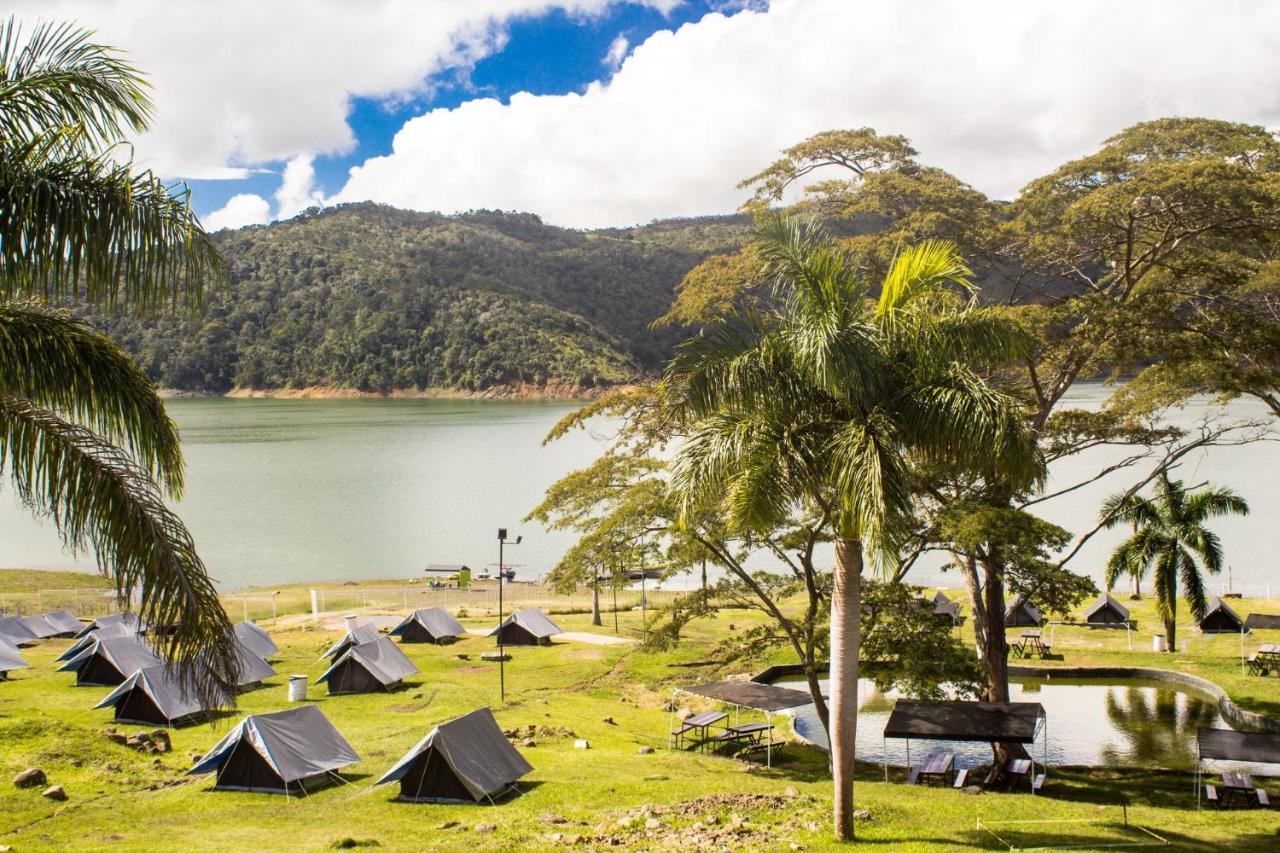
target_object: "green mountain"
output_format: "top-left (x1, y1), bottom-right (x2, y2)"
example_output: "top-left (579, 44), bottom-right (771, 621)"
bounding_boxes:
top-left (92, 204), bottom-right (749, 395)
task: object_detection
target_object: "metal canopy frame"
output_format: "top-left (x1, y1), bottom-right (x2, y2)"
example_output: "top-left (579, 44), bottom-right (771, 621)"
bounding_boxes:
top-left (667, 685), bottom-right (807, 769)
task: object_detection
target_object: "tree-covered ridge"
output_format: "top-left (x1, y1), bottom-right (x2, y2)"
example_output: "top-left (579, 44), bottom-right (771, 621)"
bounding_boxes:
top-left (90, 204), bottom-right (750, 394)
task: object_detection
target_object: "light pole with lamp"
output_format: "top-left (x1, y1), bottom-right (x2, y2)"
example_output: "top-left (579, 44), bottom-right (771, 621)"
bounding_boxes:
top-left (497, 528), bottom-right (521, 702)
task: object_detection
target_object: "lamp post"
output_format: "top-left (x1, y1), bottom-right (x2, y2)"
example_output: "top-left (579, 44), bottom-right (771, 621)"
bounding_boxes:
top-left (497, 527), bottom-right (521, 702)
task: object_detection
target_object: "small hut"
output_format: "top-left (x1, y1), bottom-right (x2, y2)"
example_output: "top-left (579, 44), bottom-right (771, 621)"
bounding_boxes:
top-left (376, 708), bottom-right (532, 803)
top-left (1199, 596), bottom-right (1244, 634)
top-left (58, 636), bottom-right (162, 686)
top-left (488, 609), bottom-right (562, 646)
top-left (391, 608), bottom-right (466, 644)
top-left (322, 618), bottom-right (381, 660)
top-left (1083, 592), bottom-right (1131, 628)
top-left (233, 621), bottom-right (279, 660)
top-left (1004, 595), bottom-right (1044, 628)
top-left (318, 637), bottom-right (418, 694)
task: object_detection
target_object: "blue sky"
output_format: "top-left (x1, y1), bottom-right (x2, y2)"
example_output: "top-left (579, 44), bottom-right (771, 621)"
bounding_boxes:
top-left (186, 2), bottom-right (724, 220)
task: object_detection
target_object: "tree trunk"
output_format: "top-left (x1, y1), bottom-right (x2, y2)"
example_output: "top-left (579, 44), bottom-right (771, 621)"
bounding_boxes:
top-left (830, 537), bottom-right (862, 842)
top-left (591, 582), bottom-right (602, 627)
top-left (1132, 573), bottom-right (1141, 598)
top-left (973, 554), bottom-right (1028, 777)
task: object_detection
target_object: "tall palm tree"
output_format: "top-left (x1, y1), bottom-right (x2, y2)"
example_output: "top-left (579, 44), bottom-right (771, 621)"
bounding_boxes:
top-left (665, 214), bottom-right (1039, 841)
top-left (1102, 471), bottom-right (1248, 651)
top-left (0, 18), bottom-right (235, 703)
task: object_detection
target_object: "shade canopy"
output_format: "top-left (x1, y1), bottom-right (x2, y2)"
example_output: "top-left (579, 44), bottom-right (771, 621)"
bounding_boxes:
top-left (391, 608), bottom-right (465, 641)
top-left (1197, 728), bottom-right (1280, 765)
top-left (57, 622), bottom-right (138, 661)
top-left (318, 636), bottom-right (418, 690)
top-left (234, 621), bottom-right (279, 659)
top-left (1084, 592), bottom-right (1130, 623)
top-left (322, 621), bottom-right (381, 659)
top-left (488, 609), bottom-right (562, 640)
top-left (189, 705), bottom-right (360, 787)
top-left (377, 707), bottom-right (532, 802)
top-left (884, 700), bottom-right (1045, 744)
top-left (95, 664), bottom-right (225, 724)
top-left (1244, 613), bottom-right (1280, 631)
top-left (682, 680), bottom-right (814, 712)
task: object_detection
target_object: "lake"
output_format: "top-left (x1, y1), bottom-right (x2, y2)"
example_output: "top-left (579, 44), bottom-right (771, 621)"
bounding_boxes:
top-left (0, 386), bottom-right (1275, 594)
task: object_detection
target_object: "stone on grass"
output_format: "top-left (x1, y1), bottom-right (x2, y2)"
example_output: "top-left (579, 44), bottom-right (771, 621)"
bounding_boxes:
top-left (573, 739), bottom-right (590, 749)
top-left (539, 813), bottom-right (567, 825)
top-left (105, 732), bottom-right (127, 745)
top-left (637, 745), bottom-right (654, 755)
top-left (644, 817), bottom-right (661, 830)
top-left (42, 785), bottom-right (67, 801)
top-left (438, 821), bottom-right (459, 830)
top-left (474, 824), bottom-right (494, 835)
top-left (522, 739), bottom-right (537, 748)
top-left (150, 730), bottom-right (171, 751)
top-left (782, 786), bottom-right (798, 798)
top-left (963, 785), bottom-right (983, 796)
top-left (602, 716), bottom-right (615, 725)
top-left (14, 768), bottom-right (46, 789)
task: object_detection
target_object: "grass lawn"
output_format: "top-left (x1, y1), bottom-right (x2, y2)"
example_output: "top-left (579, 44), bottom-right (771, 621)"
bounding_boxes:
top-left (0, 578), bottom-right (1277, 852)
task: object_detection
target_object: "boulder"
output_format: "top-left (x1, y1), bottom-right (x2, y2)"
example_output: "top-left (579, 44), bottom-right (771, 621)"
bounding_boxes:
top-left (473, 824), bottom-right (494, 835)
top-left (42, 785), bottom-right (67, 801)
top-left (963, 785), bottom-right (984, 796)
top-left (150, 730), bottom-right (171, 752)
top-left (637, 746), bottom-right (655, 755)
top-left (104, 732), bottom-right (127, 745)
top-left (13, 767), bottom-right (46, 789)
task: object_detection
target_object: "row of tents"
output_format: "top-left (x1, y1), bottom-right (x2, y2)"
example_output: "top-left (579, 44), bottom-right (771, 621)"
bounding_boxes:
top-left (188, 705), bottom-right (532, 803)
top-left (385, 607), bottom-right (563, 647)
top-left (1005, 592), bottom-right (1259, 633)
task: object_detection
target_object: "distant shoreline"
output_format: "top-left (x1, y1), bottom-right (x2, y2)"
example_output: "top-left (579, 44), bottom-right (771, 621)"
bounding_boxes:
top-left (157, 381), bottom-right (638, 401)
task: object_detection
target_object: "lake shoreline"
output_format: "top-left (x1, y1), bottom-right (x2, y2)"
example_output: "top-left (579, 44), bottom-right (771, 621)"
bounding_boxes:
top-left (158, 381), bottom-right (638, 401)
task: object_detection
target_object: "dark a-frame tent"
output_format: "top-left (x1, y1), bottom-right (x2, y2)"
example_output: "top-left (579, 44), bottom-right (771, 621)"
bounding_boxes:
top-left (391, 608), bottom-right (466, 644)
top-left (95, 664), bottom-right (227, 727)
top-left (1200, 597), bottom-right (1245, 634)
top-left (58, 636), bottom-right (162, 686)
top-left (376, 708), bottom-right (532, 804)
top-left (1005, 595), bottom-right (1044, 628)
top-left (0, 643), bottom-right (29, 679)
top-left (318, 636), bottom-right (418, 694)
top-left (1084, 592), bottom-right (1131, 627)
top-left (488, 609), bottom-right (562, 646)
top-left (234, 621), bottom-right (279, 660)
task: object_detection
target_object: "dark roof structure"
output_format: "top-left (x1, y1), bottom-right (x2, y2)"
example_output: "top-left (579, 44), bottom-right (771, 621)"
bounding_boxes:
top-left (95, 665), bottom-right (225, 726)
top-left (322, 621), bottom-right (381, 659)
top-left (318, 637), bottom-right (418, 694)
top-left (234, 621), bottom-right (279, 659)
top-left (424, 563), bottom-right (471, 573)
top-left (683, 680), bottom-right (814, 712)
top-left (1199, 596), bottom-right (1244, 633)
top-left (57, 621), bottom-right (138, 661)
top-left (488, 609), bottom-right (562, 645)
top-left (75, 613), bottom-right (145, 638)
top-left (1244, 613), bottom-right (1280, 631)
top-left (58, 635), bottom-right (162, 686)
top-left (1005, 595), bottom-right (1044, 628)
top-left (1197, 728), bottom-right (1280, 765)
top-left (391, 608), bottom-right (466, 643)
top-left (376, 707), bottom-right (532, 803)
top-left (884, 700), bottom-right (1046, 744)
top-left (0, 643), bottom-right (30, 677)
top-left (39, 610), bottom-right (84, 637)
top-left (189, 705), bottom-right (360, 794)
top-left (1083, 592), bottom-right (1131, 625)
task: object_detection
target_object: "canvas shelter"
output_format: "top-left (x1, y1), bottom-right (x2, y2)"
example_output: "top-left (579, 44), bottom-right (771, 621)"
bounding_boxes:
top-left (0, 616), bottom-right (38, 647)
top-left (0, 644), bottom-right (29, 679)
top-left (322, 619), bottom-right (381, 659)
top-left (231, 640), bottom-right (277, 687)
top-left (18, 615), bottom-right (63, 640)
top-left (75, 613), bottom-right (144, 638)
top-left (318, 636), bottom-right (418, 694)
top-left (188, 705), bottom-right (360, 794)
top-left (234, 620), bottom-right (279, 659)
top-left (94, 665), bottom-right (225, 726)
top-left (58, 635), bottom-right (162, 686)
top-left (38, 610), bottom-right (84, 637)
top-left (376, 707), bottom-right (532, 803)
top-left (1199, 597), bottom-right (1245, 634)
top-left (57, 621), bottom-right (138, 662)
top-left (488, 609), bottom-right (562, 646)
top-left (1083, 592), bottom-right (1131, 627)
top-left (1195, 728), bottom-right (1280, 809)
top-left (391, 608), bottom-right (466, 644)
top-left (1004, 595), bottom-right (1044, 628)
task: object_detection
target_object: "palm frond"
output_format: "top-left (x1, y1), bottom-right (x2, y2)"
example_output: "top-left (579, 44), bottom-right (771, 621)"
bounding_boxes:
top-left (876, 239), bottom-right (973, 316)
top-left (826, 411), bottom-right (913, 562)
top-left (1178, 547), bottom-right (1210, 622)
top-left (0, 303), bottom-right (182, 493)
top-left (0, 394), bottom-right (237, 705)
top-left (1099, 491), bottom-right (1160, 529)
top-left (1182, 487), bottom-right (1250, 522)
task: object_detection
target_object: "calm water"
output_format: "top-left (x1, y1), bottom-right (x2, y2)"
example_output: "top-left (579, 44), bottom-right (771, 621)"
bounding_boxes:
top-left (0, 386), bottom-right (1276, 594)
top-left (777, 676), bottom-right (1230, 770)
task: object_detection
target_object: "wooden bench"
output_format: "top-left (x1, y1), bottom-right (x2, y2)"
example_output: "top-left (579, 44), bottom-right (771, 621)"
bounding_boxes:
top-left (953, 769), bottom-right (968, 789)
top-left (1204, 784), bottom-right (1219, 808)
top-left (1257, 788), bottom-right (1270, 807)
top-left (735, 741), bottom-right (783, 762)
top-left (1247, 654), bottom-right (1268, 676)
top-left (1032, 773), bottom-right (1046, 793)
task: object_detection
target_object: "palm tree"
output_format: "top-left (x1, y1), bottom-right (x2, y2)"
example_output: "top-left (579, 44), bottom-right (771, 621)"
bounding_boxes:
top-left (665, 214), bottom-right (1038, 841)
top-left (0, 18), bottom-right (235, 703)
top-left (1102, 471), bottom-right (1248, 651)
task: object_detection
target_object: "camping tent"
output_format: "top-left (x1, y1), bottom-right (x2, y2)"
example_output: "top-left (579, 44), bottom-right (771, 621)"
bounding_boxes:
top-left (1199, 596), bottom-right (1244, 634)
top-left (0, 643), bottom-right (29, 679)
top-left (391, 608), bottom-right (466, 644)
top-left (95, 664), bottom-right (226, 726)
top-left (57, 621), bottom-right (139, 662)
top-left (231, 640), bottom-right (277, 687)
top-left (188, 705), bottom-right (360, 794)
top-left (0, 616), bottom-right (38, 647)
top-left (318, 637), bottom-right (418, 694)
top-left (38, 610), bottom-right (84, 637)
top-left (1083, 593), bottom-right (1131, 627)
top-left (18, 614), bottom-right (63, 640)
top-left (322, 620), bottom-right (381, 659)
top-left (234, 621), bottom-right (279, 660)
top-left (58, 635), bottom-right (162, 686)
top-left (1004, 595), bottom-right (1044, 628)
top-left (75, 613), bottom-right (145, 638)
top-left (376, 708), bottom-right (531, 803)
top-left (488, 610), bottom-right (562, 646)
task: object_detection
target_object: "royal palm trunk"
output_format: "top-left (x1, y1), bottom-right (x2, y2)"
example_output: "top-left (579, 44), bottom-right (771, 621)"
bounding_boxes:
top-left (830, 536), bottom-right (862, 841)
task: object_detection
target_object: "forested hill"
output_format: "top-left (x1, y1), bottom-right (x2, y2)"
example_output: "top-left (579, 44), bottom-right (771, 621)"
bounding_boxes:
top-left (91, 204), bottom-right (750, 395)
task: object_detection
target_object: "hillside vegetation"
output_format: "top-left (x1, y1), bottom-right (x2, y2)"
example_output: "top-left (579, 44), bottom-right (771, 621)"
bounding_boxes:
top-left (90, 205), bottom-right (749, 395)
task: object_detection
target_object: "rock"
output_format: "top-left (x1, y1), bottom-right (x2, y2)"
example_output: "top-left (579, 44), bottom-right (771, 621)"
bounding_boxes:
top-left (152, 758), bottom-right (162, 765)
top-left (412, 692), bottom-right (423, 699)
top-left (522, 739), bottom-right (537, 748)
top-left (42, 784), bottom-right (67, 801)
top-left (474, 823), bottom-right (495, 835)
top-left (703, 814), bottom-right (719, 825)
top-left (963, 785), bottom-right (983, 795)
top-left (644, 818), bottom-right (661, 830)
top-left (438, 821), bottom-right (459, 830)
top-left (150, 730), bottom-right (171, 752)
top-left (616, 817), bottom-right (635, 829)
top-left (853, 809), bottom-right (871, 821)
top-left (540, 813), bottom-right (568, 825)
top-left (789, 844), bottom-right (802, 851)
top-left (637, 746), bottom-right (654, 755)
top-left (783, 786), bottom-right (799, 798)
top-left (676, 708), bottom-right (693, 720)
top-left (189, 754), bottom-right (203, 764)
top-left (14, 767), bottom-right (46, 788)
top-left (602, 716), bottom-right (616, 725)
top-left (126, 735), bottom-right (150, 749)
top-left (105, 733), bottom-right (127, 745)
top-left (642, 774), bottom-right (667, 781)
top-left (104, 763), bottom-right (123, 773)
top-left (544, 833), bottom-right (563, 843)
top-left (573, 739), bottom-right (590, 749)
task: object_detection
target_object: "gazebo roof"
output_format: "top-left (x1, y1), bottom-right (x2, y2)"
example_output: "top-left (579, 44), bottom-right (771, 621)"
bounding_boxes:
top-left (680, 680), bottom-right (814, 713)
top-left (884, 699), bottom-right (1045, 744)
top-left (1197, 728), bottom-right (1280, 764)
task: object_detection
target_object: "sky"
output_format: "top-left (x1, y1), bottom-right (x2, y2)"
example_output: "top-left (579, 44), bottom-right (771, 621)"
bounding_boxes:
top-left (12, 0), bottom-right (1280, 230)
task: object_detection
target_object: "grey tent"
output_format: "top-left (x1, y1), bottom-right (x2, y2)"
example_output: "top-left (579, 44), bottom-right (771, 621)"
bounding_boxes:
top-left (916, 592), bottom-right (961, 624)
top-left (488, 609), bottom-right (562, 646)
top-left (75, 613), bottom-right (145, 638)
top-left (231, 640), bottom-right (277, 688)
top-left (95, 665), bottom-right (225, 726)
top-left (322, 620), bottom-right (381, 659)
top-left (1199, 596), bottom-right (1244, 634)
top-left (391, 608), bottom-right (466, 644)
top-left (1083, 592), bottom-right (1131, 627)
top-left (1004, 595), bottom-right (1044, 628)
top-left (376, 708), bottom-right (531, 803)
top-left (58, 635), bottom-right (162, 686)
top-left (234, 621), bottom-right (279, 659)
top-left (318, 636), bottom-right (418, 694)
top-left (38, 610), bottom-right (84, 637)
top-left (57, 621), bottom-right (139, 662)
top-left (18, 615), bottom-right (62, 640)
top-left (0, 643), bottom-right (30, 679)
top-left (189, 705), bottom-right (360, 794)
top-left (0, 616), bottom-right (38, 647)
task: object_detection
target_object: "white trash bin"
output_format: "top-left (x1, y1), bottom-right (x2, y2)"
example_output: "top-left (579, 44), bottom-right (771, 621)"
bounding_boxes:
top-left (288, 674), bottom-right (307, 701)
top-left (1152, 635), bottom-right (1165, 653)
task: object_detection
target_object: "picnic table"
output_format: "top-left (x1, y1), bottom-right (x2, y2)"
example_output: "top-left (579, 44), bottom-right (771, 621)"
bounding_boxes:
top-left (1221, 772), bottom-right (1260, 807)
top-left (671, 711), bottom-right (727, 751)
top-left (709, 721), bottom-right (777, 759)
top-left (908, 750), bottom-right (954, 786)
top-left (1248, 644), bottom-right (1280, 676)
top-left (1004, 758), bottom-right (1040, 792)
top-left (1014, 631), bottom-right (1051, 659)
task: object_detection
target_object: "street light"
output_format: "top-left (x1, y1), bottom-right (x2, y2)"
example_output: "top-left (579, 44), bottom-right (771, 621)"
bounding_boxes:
top-left (497, 527), bottom-right (521, 701)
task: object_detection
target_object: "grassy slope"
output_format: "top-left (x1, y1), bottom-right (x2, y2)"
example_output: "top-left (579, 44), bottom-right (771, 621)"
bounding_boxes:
top-left (0, 588), bottom-right (1277, 850)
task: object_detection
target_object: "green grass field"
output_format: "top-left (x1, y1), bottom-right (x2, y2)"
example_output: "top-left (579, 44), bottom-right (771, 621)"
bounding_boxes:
top-left (0, 574), bottom-right (1277, 850)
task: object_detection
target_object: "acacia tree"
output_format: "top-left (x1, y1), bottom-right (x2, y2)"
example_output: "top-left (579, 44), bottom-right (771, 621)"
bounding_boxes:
top-left (0, 18), bottom-right (236, 702)
top-left (664, 215), bottom-right (1035, 841)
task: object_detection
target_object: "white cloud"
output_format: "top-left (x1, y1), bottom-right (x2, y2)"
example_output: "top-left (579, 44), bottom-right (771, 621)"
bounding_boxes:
top-left (603, 34), bottom-right (630, 71)
top-left (203, 193), bottom-right (271, 232)
top-left (274, 155), bottom-right (326, 220)
top-left (333, 0), bottom-right (1280, 227)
